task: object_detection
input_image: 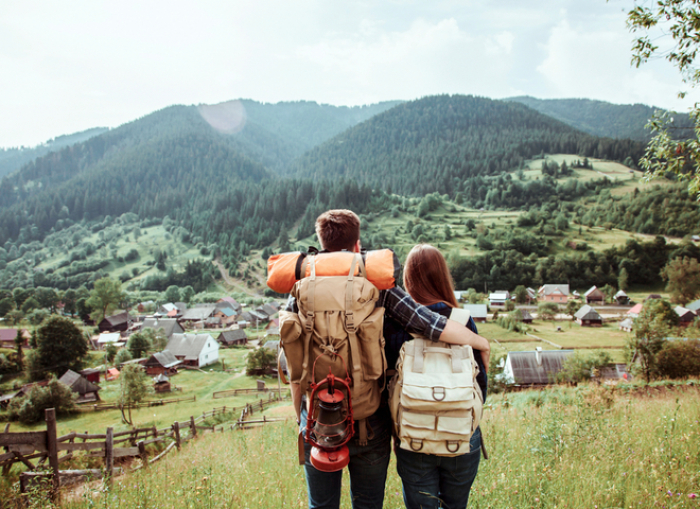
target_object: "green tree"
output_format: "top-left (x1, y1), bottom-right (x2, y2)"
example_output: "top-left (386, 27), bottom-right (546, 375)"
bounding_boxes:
top-left (0, 297), bottom-right (13, 317)
top-left (246, 347), bottom-right (276, 375)
top-left (26, 309), bottom-right (49, 326)
top-left (34, 287), bottom-right (59, 313)
top-left (556, 350), bottom-right (613, 384)
top-left (127, 332), bottom-right (150, 359)
top-left (565, 300), bottom-right (580, 320)
top-left (661, 256), bottom-right (700, 305)
top-left (600, 284), bottom-right (617, 305)
top-left (114, 348), bottom-right (133, 365)
top-left (20, 297), bottom-right (40, 314)
top-left (5, 309), bottom-right (24, 326)
top-left (618, 267), bottom-right (630, 292)
top-left (62, 288), bottom-right (78, 317)
top-left (86, 277), bottom-right (125, 324)
top-left (105, 343), bottom-right (118, 364)
top-left (513, 285), bottom-right (528, 304)
top-left (164, 285), bottom-right (181, 303)
top-left (7, 376), bottom-right (76, 424)
top-left (181, 285), bottom-right (195, 304)
top-left (14, 329), bottom-right (24, 371)
top-left (537, 302), bottom-right (560, 321)
top-left (118, 363), bottom-right (149, 426)
top-left (33, 315), bottom-right (88, 379)
top-left (627, 1), bottom-right (700, 198)
top-left (627, 306), bottom-right (668, 383)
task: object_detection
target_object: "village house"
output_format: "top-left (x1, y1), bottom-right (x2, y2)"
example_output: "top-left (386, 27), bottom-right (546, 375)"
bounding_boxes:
top-left (94, 332), bottom-right (124, 350)
top-left (687, 299), bottom-right (700, 313)
top-left (79, 368), bottom-right (101, 384)
top-left (488, 291), bottom-right (510, 307)
top-left (519, 309), bottom-right (534, 324)
top-left (213, 305), bottom-right (238, 326)
top-left (136, 300), bottom-right (155, 313)
top-left (0, 329), bottom-right (30, 349)
top-left (153, 374), bottom-right (171, 393)
top-left (155, 302), bottom-right (188, 318)
top-left (165, 333), bottom-right (220, 368)
top-left (256, 303), bottom-right (278, 318)
top-left (538, 284), bottom-right (569, 304)
top-left (218, 296), bottom-right (242, 313)
top-left (584, 286), bottom-right (605, 305)
top-left (500, 348), bottom-right (574, 386)
top-left (614, 290), bottom-right (630, 305)
top-left (248, 310), bottom-right (269, 325)
top-left (140, 318), bottom-right (184, 339)
top-left (265, 327), bottom-right (280, 340)
top-left (144, 350), bottom-right (182, 376)
top-left (58, 369), bottom-right (101, 403)
top-left (98, 311), bottom-right (133, 333)
top-left (574, 305), bottom-right (603, 327)
top-left (619, 318), bottom-right (634, 332)
top-left (675, 306), bottom-right (697, 327)
top-left (218, 329), bottom-right (248, 347)
top-left (178, 304), bottom-right (217, 329)
top-left (462, 304), bottom-right (488, 323)
top-left (627, 303), bottom-right (643, 318)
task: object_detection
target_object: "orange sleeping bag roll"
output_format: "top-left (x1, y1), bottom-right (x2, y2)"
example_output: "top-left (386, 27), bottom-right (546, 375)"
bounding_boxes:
top-left (267, 249), bottom-right (400, 294)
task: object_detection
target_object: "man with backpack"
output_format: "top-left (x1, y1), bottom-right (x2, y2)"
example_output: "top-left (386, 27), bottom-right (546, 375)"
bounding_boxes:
top-left (279, 209), bottom-right (490, 509)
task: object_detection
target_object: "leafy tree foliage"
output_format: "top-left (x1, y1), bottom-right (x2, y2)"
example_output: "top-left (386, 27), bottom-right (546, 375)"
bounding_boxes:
top-left (556, 350), bottom-right (613, 384)
top-left (32, 315), bottom-right (88, 379)
top-left (127, 332), bottom-right (150, 359)
top-left (656, 339), bottom-right (700, 379)
top-left (627, 1), bottom-right (700, 197)
top-left (114, 348), bottom-right (132, 365)
top-left (628, 301), bottom-right (675, 382)
top-left (246, 347), bottom-right (276, 374)
top-left (86, 277), bottom-right (125, 324)
top-left (118, 363), bottom-right (149, 425)
top-left (7, 376), bottom-right (76, 424)
top-left (661, 256), bottom-right (700, 305)
top-left (537, 302), bottom-right (560, 321)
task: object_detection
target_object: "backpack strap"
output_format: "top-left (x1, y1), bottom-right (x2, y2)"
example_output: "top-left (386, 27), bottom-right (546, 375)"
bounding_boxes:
top-left (346, 253), bottom-right (370, 445)
top-left (299, 256), bottom-right (317, 392)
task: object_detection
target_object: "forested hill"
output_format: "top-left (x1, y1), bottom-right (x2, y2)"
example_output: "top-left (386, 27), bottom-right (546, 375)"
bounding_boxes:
top-left (0, 127), bottom-right (108, 179)
top-left (506, 96), bottom-right (694, 141)
top-left (289, 95), bottom-right (645, 197)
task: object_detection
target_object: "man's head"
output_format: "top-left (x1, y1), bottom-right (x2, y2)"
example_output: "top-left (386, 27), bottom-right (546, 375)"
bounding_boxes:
top-left (315, 209), bottom-right (361, 252)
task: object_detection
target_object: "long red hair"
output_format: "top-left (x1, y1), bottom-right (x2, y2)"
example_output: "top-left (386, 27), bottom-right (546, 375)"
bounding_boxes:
top-left (403, 244), bottom-right (459, 308)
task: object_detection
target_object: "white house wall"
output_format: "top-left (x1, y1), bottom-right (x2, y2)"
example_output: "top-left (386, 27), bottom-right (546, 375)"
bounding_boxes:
top-left (198, 336), bottom-right (220, 367)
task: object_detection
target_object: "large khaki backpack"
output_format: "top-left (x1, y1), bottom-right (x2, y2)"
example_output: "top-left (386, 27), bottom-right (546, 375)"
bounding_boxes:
top-left (279, 253), bottom-right (387, 444)
top-left (389, 308), bottom-right (483, 456)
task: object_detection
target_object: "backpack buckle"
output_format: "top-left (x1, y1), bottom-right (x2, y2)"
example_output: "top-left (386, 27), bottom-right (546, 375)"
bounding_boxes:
top-left (446, 441), bottom-right (460, 453)
top-left (432, 387), bottom-right (446, 401)
top-left (304, 312), bottom-right (314, 332)
top-left (409, 439), bottom-right (424, 452)
top-left (345, 312), bottom-right (355, 332)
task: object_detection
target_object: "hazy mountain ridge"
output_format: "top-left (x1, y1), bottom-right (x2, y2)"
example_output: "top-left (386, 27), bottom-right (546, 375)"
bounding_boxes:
top-left (505, 96), bottom-right (694, 141)
top-left (288, 95), bottom-right (645, 197)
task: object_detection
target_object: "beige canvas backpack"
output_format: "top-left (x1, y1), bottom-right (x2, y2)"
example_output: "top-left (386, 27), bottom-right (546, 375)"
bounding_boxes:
top-left (279, 253), bottom-right (387, 444)
top-left (389, 308), bottom-right (483, 456)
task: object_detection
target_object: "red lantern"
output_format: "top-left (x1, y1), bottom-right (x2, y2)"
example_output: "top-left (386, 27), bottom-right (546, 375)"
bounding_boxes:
top-left (305, 356), bottom-right (354, 472)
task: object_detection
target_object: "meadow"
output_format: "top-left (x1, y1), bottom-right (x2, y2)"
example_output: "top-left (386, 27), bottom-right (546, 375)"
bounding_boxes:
top-left (27, 382), bottom-right (698, 509)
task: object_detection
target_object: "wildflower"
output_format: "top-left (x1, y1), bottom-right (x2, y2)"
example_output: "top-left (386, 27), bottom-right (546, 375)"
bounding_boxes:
top-left (689, 493), bottom-right (698, 499)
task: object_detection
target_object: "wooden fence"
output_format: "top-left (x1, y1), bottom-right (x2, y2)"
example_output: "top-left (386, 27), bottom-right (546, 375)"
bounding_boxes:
top-left (1, 392), bottom-right (290, 501)
top-left (75, 395), bottom-right (196, 412)
top-left (213, 387), bottom-right (290, 399)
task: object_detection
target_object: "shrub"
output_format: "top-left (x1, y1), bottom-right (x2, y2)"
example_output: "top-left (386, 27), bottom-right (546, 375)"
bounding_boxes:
top-left (556, 350), bottom-right (612, 384)
top-left (656, 339), bottom-right (700, 379)
top-left (7, 377), bottom-right (76, 424)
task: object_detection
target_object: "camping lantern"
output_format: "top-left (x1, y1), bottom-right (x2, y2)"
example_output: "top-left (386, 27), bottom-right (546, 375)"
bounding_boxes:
top-left (305, 361), bottom-right (354, 472)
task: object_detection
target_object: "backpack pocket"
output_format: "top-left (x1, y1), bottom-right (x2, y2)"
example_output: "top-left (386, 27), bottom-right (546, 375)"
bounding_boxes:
top-left (279, 310), bottom-right (304, 384)
top-left (356, 306), bottom-right (386, 381)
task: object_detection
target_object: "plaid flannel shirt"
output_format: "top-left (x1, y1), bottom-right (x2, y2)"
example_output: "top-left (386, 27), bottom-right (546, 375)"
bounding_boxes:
top-left (283, 285), bottom-right (447, 341)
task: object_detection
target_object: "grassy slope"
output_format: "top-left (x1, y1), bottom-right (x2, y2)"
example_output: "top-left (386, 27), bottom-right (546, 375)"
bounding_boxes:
top-left (52, 384), bottom-right (700, 509)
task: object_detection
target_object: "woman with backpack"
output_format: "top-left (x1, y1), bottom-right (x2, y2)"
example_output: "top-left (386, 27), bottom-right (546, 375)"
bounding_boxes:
top-left (384, 243), bottom-right (488, 509)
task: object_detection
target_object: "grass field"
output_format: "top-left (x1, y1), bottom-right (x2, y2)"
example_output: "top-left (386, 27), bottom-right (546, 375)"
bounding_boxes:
top-left (40, 383), bottom-right (700, 509)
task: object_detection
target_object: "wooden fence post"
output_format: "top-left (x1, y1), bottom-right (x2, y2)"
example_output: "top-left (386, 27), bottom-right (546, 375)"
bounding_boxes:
top-left (45, 408), bottom-right (59, 501)
top-left (105, 427), bottom-right (114, 484)
top-left (137, 441), bottom-right (148, 469)
top-left (173, 422), bottom-right (181, 451)
top-left (190, 416), bottom-right (197, 438)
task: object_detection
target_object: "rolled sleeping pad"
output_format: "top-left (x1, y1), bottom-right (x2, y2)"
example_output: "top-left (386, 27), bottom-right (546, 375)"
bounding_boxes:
top-left (267, 249), bottom-right (400, 293)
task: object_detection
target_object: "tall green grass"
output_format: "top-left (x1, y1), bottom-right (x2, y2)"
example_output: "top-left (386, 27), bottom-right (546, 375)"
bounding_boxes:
top-left (21, 384), bottom-right (694, 509)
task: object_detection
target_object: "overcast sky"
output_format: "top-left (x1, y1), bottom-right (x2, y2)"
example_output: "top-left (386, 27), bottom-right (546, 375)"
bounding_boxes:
top-left (1, 0), bottom-right (695, 148)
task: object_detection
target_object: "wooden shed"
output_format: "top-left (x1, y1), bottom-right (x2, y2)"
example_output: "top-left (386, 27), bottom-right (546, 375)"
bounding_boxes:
top-left (584, 286), bottom-right (605, 305)
top-left (58, 369), bottom-right (101, 403)
top-left (218, 329), bottom-right (248, 347)
top-left (574, 305), bottom-right (603, 326)
top-left (145, 350), bottom-right (182, 376)
top-left (501, 349), bottom-right (574, 386)
top-left (153, 374), bottom-right (171, 393)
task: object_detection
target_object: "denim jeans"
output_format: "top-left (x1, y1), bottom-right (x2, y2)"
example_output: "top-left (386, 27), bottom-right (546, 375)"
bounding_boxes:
top-left (395, 427), bottom-right (482, 509)
top-left (300, 406), bottom-right (392, 509)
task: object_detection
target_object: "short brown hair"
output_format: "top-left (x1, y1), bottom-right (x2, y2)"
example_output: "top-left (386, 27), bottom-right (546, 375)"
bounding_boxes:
top-left (315, 209), bottom-right (360, 252)
top-left (403, 244), bottom-right (459, 308)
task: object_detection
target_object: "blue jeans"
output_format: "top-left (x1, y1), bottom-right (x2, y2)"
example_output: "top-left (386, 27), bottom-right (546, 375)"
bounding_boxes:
top-left (300, 406), bottom-right (392, 509)
top-left (395, 427), bottom-right (482, 509)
